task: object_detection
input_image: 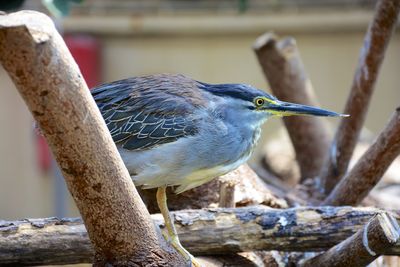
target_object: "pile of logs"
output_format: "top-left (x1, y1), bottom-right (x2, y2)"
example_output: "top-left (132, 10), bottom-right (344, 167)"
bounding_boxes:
top-left (0, 0), bottom-right (400, 266)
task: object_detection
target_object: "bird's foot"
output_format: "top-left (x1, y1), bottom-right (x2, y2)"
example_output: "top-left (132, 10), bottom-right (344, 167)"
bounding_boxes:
top-left (170, 236), bottom-right (202, 267)
top-left (188, 256), bottom-right (202, 267)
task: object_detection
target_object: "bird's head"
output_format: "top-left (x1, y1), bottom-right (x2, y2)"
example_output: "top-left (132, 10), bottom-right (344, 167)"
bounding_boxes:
top-left (198, 82), bottom-right (347, 123)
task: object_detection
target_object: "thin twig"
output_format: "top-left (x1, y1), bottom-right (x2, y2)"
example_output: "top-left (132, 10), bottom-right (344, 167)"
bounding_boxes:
top-left (320, 0), bottom-right (400, 194)
top-left (324, 109), bottom-right (400, 206)
top-left (253, 33), bottom-right (331, 182)
top-left (301, 212), bottom-right (400, 267)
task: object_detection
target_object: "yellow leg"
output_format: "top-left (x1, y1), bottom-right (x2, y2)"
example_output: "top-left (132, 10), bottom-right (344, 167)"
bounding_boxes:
top-left (156, 187), bottom-right (202, 267)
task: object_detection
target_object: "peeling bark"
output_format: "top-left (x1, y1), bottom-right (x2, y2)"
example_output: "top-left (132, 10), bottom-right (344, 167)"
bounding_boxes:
top-left (2, 206), bottom-right (400, 265)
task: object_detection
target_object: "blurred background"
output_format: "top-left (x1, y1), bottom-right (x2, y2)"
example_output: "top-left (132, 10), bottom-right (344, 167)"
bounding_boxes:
top-left (0, 0), bottom-right (399, 219)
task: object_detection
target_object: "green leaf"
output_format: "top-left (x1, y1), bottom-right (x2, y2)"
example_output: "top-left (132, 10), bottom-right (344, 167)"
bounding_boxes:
top-left (42, 0), bottom-right (83, 17)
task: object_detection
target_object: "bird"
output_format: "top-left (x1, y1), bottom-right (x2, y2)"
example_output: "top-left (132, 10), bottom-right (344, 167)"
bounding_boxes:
top-left (91, 73), bottom-right (345, 266)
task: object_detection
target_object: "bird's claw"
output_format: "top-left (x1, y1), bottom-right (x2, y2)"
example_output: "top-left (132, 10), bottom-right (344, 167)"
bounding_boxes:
top-left (188, 255), bottom-right (202, 267)
top-left (167, 236), bottom-right (202, 267)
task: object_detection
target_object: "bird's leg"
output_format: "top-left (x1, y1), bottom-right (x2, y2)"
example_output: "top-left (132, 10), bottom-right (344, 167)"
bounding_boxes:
top-left (156, 186), bottom-right (201, 267)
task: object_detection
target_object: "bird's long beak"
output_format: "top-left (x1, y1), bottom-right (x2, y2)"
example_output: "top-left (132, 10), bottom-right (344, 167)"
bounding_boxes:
top-left (266, 100), bottom-right (347, 117)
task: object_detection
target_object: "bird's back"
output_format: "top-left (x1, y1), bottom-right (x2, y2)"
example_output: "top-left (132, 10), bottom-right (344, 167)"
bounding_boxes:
top-left (91, 74), bottom-right (205, 151)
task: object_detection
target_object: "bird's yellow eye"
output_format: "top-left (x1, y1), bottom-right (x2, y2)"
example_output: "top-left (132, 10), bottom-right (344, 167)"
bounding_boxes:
top-left (254, 97), bottom-right (265, 107)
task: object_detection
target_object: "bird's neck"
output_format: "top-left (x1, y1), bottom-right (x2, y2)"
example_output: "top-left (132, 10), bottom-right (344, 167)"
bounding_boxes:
top-left (220, 107), bottom-right (269, 158)
top-left (241, 116), bottom-right (266, 154)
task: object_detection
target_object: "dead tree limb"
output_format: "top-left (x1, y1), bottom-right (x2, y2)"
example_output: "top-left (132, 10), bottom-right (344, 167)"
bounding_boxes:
top-left (301, 212), bottom-right (400, 267)
top-left (2, 206), bottom-right (400, 265)
top-left (320, 0), bottom-right (400, 194)
top-left (253, 33), bottom-right (331, 181)
top-left (0, 11), bottom-right (184, 266)
top-left (324, 109), bottom-right (400, 206)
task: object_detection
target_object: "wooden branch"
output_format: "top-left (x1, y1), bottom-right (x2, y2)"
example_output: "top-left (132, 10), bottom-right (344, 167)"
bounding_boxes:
top-left (301, 212), bottom-right (400, 267)
top-left (218, 179), bottom-right (236, 208)
top-left (249, 163), bottom-right (292, 195)
top-left (320, 0), bottom-right (400, 194)
top-left (2, 206), bottom-right (400, 265)
top-left (253, 33), bottom-right (331, 181)
top-left (0, 11), bottom-right (184, 266)
top-left (324, 109), bottom-right (400, 206)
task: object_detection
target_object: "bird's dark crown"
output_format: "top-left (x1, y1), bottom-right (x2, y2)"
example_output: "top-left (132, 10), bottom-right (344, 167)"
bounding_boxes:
top-left (197, 81), bottom-right (274, 103)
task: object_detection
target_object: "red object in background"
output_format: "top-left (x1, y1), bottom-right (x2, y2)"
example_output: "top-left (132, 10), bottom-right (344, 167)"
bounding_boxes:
top-left (36, 35), bottom-right (101, 173)
top-left (36, 131), bottom-right (52, 172)
top-left (64, 34), bottom-right (101, 88)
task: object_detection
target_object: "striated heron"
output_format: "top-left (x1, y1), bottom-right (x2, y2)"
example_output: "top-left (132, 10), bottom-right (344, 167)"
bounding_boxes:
top-left (92, 74), bottom-right (344, 266)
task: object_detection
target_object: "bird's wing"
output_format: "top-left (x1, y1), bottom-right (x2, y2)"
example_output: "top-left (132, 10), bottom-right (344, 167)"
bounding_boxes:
top-left (91, 75), bottom-right (202, 151)
top-left (102, 107), bottom-right (198, 151)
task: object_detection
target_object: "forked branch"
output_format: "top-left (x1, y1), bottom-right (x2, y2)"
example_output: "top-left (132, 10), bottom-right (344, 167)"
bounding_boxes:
top-left (301, 212), bottom-right (400, 267)
top-left (320, 0), bottom-right (400, 194)
top-left (324, 109), bottom-right (400, 206)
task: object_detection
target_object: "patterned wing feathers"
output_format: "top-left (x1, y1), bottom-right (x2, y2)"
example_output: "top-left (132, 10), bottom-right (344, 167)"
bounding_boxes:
top-left (92, 74), bottom-right (202, 151)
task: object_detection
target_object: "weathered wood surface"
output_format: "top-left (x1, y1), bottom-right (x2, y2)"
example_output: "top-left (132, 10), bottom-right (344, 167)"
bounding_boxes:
top-left (2, 206), bottom-right (400, 266)
top-left (320, 0), bottom-right (400, 194)
top-left (254, 33), bottom-right (331, 181)
top-left (0, 10), bottom-right (183, 266)
top-left (301, 212), bottom-right (400, 267)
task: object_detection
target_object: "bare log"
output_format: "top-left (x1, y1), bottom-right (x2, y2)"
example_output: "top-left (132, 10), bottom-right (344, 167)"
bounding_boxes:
top-left (253, 33), bottom-right (331, 181)
top-left (324, 109), bottom-right (400, 206)
top-left (2, 206), bottom-right (400, 265)
top-left (0, 11), bottom-right (184, 266)
top-left (301, 212), bottom-right (400, 267)
top-left (320, 0), bottom-right (400, 194)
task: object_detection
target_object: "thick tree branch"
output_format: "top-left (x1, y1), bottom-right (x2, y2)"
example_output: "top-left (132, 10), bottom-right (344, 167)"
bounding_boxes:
top-left (2, 206), bottom-right (400, 265)
top-left (301, 212), bottom-right (400, 267)
top-left (253, 33), bottom-right (331, 181)
top-left (324, 109), bottom-right (400, 206)
top-left (320, 0), bottom-right (400, 194)
top-left (0, 11), bottom-right (184, 266)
